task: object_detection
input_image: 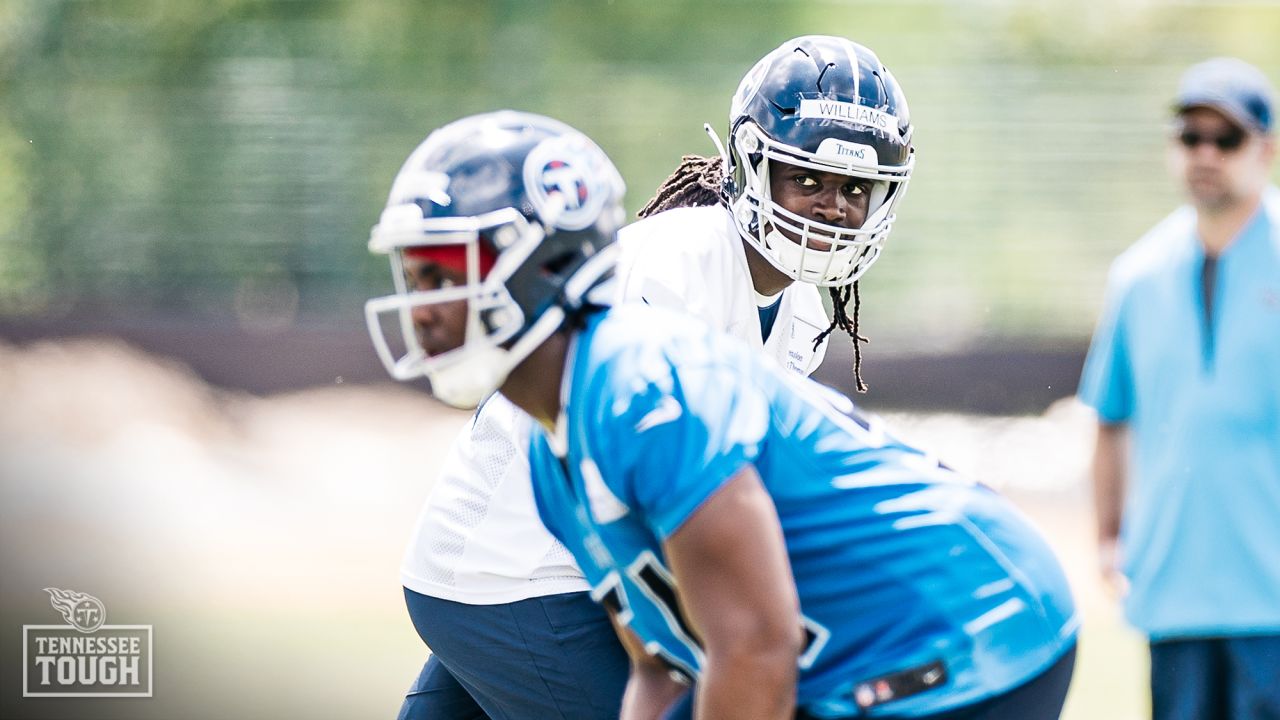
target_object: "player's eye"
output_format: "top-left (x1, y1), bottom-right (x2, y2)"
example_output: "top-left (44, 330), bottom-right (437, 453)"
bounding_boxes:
top-left (843, 182), bottom-right (866, 196)
top-left (793, 174), bottom-right (818, 188)
top-left (406, 266), bottom-right (451, 292)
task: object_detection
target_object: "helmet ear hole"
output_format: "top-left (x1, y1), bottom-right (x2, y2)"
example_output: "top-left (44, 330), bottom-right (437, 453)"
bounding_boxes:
top-left (541, 249), bottom-right (580, 277)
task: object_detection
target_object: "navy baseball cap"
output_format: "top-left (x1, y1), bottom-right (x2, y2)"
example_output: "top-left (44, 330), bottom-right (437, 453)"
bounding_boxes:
top-left (1174, 57), bottom-right (1276, 134)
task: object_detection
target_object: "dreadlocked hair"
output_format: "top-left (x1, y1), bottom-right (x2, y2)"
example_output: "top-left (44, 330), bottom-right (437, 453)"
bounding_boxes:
top-left (637, 155), bottom-right (726, 218)
top-left (812, 282), bottom-right (869, 393)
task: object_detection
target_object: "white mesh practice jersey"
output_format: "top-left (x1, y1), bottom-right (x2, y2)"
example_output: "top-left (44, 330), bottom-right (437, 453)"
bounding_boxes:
top-left (616, 205), bottom-right (830, 375)
top-left (400, 204), bottom-right (832, 603)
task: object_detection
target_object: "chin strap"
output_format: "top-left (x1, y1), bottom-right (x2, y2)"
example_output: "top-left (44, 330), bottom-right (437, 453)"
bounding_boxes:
top-left (704, 123), bottom-right (730, 167)
top-left (428, 304), bottom-right (566, 409)
top-left (704, 123), bottom-right (734, 199)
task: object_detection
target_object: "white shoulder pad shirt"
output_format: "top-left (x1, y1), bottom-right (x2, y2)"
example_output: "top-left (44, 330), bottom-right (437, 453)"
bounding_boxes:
top-left (400, 204), bottom-right (831, 603)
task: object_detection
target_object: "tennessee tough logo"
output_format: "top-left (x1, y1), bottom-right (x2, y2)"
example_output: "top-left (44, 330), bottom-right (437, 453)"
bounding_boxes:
top-left (23, 588), bottom-right (153, 697)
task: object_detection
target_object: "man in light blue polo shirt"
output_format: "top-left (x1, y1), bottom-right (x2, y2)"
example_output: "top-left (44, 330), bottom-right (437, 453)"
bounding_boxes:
top-left (1079, 57), bottom-right (1280, 720)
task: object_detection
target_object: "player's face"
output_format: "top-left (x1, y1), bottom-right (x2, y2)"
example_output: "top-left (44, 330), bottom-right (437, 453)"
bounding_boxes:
top-left (768, 161), bottom-right (872, 251)
top-left (402, 255), bottom-right (468, 357)
top-left (1170, 107), bottom-right (1276, 211)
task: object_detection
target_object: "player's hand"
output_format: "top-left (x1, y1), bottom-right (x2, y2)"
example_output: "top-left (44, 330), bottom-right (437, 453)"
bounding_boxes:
top-left (1097, 537), bottom-right (1129, 599)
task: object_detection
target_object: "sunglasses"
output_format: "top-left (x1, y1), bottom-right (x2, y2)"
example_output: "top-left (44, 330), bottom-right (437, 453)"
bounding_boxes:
top-left (1177, 127), bottom-right (1247, 152)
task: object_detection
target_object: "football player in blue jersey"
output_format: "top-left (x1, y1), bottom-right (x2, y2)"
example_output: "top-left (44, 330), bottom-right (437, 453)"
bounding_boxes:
top-left (378, 36), bottom-right (919, 720)
top-left (366, 109), bottom-right (1078, 719)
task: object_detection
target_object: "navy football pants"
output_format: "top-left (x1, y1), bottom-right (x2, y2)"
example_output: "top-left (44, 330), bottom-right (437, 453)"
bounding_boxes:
top-left (397, 587), bottom-right (628, 720)
top-left (1150, 635), bottom-right (1280, 720)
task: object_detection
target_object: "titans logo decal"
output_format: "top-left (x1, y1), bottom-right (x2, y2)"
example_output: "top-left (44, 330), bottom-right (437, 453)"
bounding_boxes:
top-left (523, 137), bottom-right (609, 231)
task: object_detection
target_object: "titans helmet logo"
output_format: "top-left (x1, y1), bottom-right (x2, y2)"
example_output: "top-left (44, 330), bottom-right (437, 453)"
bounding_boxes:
top-left (523, 136), bottom-right (609, 231)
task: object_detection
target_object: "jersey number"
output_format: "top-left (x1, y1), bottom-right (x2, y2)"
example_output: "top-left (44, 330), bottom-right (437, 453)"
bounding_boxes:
top-left (596, 551), bottom-right (829, 675)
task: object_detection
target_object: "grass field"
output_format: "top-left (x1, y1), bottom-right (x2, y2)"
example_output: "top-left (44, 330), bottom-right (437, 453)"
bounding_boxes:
top-left (1, 338), bottom-right (1147, 719)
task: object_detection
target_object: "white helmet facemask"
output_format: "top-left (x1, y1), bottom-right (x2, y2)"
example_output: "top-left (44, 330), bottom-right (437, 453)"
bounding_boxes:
top-left (364, 205), bottom-right (563, 409)
top-left (363, 110), bottom-right (627, 409)
top-left (726, 121), bottom-right (913, 287)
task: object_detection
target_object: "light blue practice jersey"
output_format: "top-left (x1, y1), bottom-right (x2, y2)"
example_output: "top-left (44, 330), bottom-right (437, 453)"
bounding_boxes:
top-left (1079, 188), bottom-right (1280, 638)
top-left (529, 304), bottom-right (1077, 718)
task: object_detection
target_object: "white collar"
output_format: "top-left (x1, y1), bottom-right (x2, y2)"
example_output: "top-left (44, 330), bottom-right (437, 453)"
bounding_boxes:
top-left (754, 287), bottom-right (784, 308)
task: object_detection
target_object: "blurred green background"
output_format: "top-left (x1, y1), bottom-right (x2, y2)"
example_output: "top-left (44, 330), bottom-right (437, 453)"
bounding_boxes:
top-left (1, 2), bottom-right (1278, 718)
top-left (3, 0), bottom-right (1278, 351)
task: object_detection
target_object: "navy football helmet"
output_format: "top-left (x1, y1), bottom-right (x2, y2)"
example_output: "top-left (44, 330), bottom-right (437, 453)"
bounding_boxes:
top-left (365, 111), bottom-right (626, 407)
top-left (715, 35), bottom-right (915, 286)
